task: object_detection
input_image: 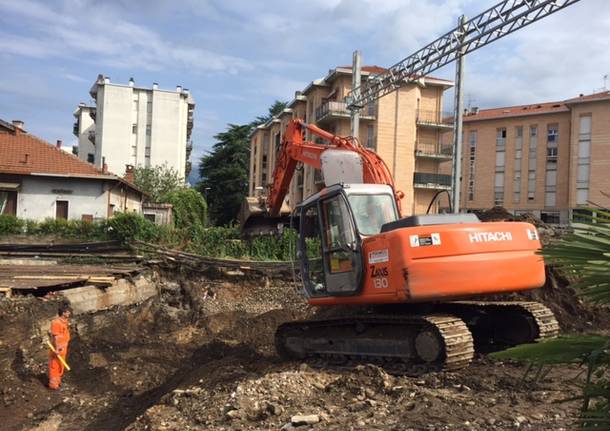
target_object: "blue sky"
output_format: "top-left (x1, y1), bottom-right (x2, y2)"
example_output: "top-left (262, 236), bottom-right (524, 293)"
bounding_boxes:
top-left (0, 0), bottom-right (608, 182)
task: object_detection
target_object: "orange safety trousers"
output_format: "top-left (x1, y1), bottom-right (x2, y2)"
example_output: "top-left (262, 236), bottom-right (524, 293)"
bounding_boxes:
top-left (48, 317), bottom-right (70, 390)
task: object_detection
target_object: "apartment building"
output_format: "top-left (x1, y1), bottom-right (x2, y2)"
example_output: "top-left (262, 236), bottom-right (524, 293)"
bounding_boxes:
top-left (74, 76), bottom-right (195, 180)
top-left (248, 66), bottom-right (454, 215)
top-left (459, 90), bottom-right (610, 223)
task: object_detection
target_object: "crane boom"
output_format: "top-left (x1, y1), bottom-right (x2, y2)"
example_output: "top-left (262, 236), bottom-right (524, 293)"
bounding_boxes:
top-left (347, 0), bottom-right (582, 110)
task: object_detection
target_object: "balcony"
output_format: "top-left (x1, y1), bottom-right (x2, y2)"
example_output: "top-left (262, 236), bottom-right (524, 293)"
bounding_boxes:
top-left (72, 122), bottom-right (79, 137)
top-left (415, 140), bottom-right (453, 160)
top-left (88, 108), bottom-right (96, 122)
top-left (416, 110), bottom-right (454, 130)
top-left (87, 130), bottom-right (96, 145)
top-left (413, 172), bottom-right (452, 190)
top-left (315, 101), bottom-right (376, 125)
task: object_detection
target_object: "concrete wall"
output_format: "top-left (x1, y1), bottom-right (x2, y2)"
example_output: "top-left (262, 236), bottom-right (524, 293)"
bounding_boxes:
top-left (568, 100), bottom-right (610, 209)
top-left (17, 176), bottom-right (108, 220)
top-left (74, 106), bottom-right (96, 164)
top-left (93, 82), bottom-right (193, 180)
top-left (461, 111), bottom-right (572, 220)
top-left (15, 176), bottom-right (141, 221)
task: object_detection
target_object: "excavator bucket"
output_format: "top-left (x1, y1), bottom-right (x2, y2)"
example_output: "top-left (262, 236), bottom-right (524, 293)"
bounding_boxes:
top-left (238, 197), bottom-right (292, 238)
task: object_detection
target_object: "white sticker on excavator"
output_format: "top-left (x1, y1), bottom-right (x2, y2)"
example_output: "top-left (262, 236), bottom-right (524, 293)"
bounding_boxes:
top-left (368, 249), bottom-right (389, 264)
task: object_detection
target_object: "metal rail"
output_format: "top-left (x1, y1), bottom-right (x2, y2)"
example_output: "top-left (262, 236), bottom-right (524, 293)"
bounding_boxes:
top-left (346, 0), bottom-right (582, 110)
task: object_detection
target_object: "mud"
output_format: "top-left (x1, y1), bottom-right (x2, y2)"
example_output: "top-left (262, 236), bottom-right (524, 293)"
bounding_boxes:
top-left (0, 267), bottom-right (606, 431)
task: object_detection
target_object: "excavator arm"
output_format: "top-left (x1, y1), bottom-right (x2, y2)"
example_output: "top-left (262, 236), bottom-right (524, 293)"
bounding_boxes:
top-left (267, 119), bottom-right (404, 217)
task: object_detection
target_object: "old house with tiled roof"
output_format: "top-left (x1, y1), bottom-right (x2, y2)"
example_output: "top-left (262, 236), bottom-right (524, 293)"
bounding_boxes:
top-left (0, 120), bottom-right (144, 220)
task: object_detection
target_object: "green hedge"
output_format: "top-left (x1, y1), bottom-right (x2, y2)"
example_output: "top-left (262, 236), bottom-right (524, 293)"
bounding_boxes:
top-left (0, 214), bottom-right (297, 261)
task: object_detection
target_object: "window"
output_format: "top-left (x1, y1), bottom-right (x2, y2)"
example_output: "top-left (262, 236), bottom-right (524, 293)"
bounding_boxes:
top-left (468, 130), bottom-right (477, 201)
top-left (321, 196), bottom-right (356, 273)
top-left (541, 212), bottom-right (560, 224)
top-left (348, 194), bottom-right (397, 236)
top-left (146, 125), bottom-right (151, 136)
top-left (366, 125), bottom-right (375, 149)
top-left (132, 100), bottom-right (138, 111)
top-left (495, 128), bottom-right (506, 204)
top-left (527, 126), bottom-right (537, 200)
top-left (144, 214), bottom-right (156, 223)
top-left (577, 115), bottom-right (592, 205)
top-left (132, 124), bottom-right (137, 134)
top-left (514, 126), bottom-right (523, 203)
top-left (87, 153), bottom-right (95, 164)
top-left (147, 101), bottom-right (152, 113)
top-left (0, 191), bottom-right (17, 216)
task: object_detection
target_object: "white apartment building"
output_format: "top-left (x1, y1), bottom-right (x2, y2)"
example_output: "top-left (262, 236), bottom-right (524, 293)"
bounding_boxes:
top-left (74, 75), bottom-right (195, 179)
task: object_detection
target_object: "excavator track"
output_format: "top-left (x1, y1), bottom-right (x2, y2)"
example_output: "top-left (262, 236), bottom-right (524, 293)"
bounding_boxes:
top-left (434, 301), bottom-right (559, 349)
top-left (275, 301), bottom-right (558, 373)
top-left (275, 314), bottom-right (475, 373)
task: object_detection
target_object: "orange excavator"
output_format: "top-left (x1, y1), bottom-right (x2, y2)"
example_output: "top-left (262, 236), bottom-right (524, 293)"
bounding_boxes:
top-left (243, 119), bottom-right (558, 371)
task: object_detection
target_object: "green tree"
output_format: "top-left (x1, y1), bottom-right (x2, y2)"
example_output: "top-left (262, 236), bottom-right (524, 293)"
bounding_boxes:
top-left (197, 100), bottom-right (287, 226)
top-left (163, 188), bottom-right (207, 230)
top-left (134, 164), bottom-right (184, 202)
top-left (493, 210), bottom-right (610, 429)
top-left (198, 124), bottom-right (251, 226)
top-left (253, 100), bottom-right (288, 126)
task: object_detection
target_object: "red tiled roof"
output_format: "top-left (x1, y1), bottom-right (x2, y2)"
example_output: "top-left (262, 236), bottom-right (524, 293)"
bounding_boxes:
top-left (564, 90), bottom-right (610, 104)
top-left (336, 65), bottom-right (452, 83)
top-left (463, 91), bottom-right (610, 122)
top-left (463, 100), bottom-right (569, 122)
top-left (0, 132), bottom-right (103, 176)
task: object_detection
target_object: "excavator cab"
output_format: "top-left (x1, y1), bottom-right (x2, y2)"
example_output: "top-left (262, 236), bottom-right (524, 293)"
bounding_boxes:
top-left (297, 183), bottom-right (398, 298)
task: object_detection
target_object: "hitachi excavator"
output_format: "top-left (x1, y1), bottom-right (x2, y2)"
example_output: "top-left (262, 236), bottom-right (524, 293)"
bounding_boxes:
top-left (241, 119), bottom-right (558, 371)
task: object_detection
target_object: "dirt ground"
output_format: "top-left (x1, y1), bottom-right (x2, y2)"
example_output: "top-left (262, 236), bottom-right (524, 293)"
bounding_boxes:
top-left (0, 267), bottom-right (605, 431)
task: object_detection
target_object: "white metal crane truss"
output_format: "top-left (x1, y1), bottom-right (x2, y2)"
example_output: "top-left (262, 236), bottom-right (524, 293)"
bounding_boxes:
top-left (347, 0), bottom-right (582, 110)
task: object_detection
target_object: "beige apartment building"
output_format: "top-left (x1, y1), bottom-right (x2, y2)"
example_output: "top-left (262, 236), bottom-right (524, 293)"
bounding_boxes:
top-left (459, 90), bottom-right (610, 224)
top-left (248, 66), bottom-right (454, 215)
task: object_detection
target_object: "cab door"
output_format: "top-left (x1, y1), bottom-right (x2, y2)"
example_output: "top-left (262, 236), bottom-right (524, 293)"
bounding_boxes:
top-left (319, 192), bottom-right (363, 296)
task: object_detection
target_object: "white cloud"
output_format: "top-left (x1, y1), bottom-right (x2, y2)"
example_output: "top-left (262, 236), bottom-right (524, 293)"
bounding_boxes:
top-left (0, 0), bottom-right (252, 74)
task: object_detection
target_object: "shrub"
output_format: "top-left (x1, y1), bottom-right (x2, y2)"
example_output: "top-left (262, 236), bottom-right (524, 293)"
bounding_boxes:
top-left (106, 212), bottom-right (158, 243)
top-left (0, 215), bottom-right (25, 235)
top-left (164, 188), bottom-right (208, 230)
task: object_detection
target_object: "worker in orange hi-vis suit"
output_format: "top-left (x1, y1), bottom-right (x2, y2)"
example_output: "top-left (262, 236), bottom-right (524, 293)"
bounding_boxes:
top-left (48, 304), bottom-right (71, 390)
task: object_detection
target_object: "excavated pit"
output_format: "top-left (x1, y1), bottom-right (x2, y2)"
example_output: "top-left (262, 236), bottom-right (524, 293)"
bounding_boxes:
top-left (0, 265), bottom-right (608, 431)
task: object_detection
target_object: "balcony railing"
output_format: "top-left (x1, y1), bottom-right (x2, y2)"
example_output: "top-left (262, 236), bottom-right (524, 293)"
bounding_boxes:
top-left (415, 141), bottom-right (453, 159)
top-left (416, 110), bottom-right (454, 129)
top-left (413, 172), bottom-right (452, 189)
top-left (72, 122), bottom-right (79, 137)
top-left (315, 101), bottom-right (376, 123)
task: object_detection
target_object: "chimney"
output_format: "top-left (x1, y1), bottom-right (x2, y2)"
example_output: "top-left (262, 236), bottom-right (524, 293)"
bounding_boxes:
top-left (128, 77), bottom-right (135, 87)
top-left (152, 82), bottom-right (159, 90)
top-left (12, 120), bottom-right (24, 130)
top-left (104, 76), bottom-right (110, 84)
top-left (124, 164), bottom-right (135, 183)
top-left (102, 157), bottom-right (108, 173)
top-left (176, 85), bottom-right (182, 92)
top-left (56, 139), bottom-right (62, 149)
top-left (471, 106), bottom-right (479, 114)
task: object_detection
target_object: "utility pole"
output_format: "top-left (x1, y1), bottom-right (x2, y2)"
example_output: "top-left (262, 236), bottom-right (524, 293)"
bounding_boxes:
top-left (451, 15), bottom-right (466, 214)
top-left (351, 50), bottom-right (362, 141)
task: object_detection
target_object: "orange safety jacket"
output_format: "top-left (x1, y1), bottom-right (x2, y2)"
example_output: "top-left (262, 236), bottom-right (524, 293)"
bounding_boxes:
top-left (50, 316), bottom-right (70, 352)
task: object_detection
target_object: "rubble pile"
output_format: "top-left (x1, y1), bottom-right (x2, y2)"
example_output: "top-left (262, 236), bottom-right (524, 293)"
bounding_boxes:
top-left (0, 260), bottom-right (606, 430)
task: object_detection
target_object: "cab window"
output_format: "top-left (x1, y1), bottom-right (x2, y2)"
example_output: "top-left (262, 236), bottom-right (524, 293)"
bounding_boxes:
top-left (321, 195), bottom-right (356, 273)
top-left (348, 194), bottom-right (397, 236)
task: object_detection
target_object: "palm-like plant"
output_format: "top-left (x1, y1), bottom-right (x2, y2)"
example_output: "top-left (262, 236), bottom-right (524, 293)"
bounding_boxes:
top-left (493, 209), bottom-right (610, 429)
